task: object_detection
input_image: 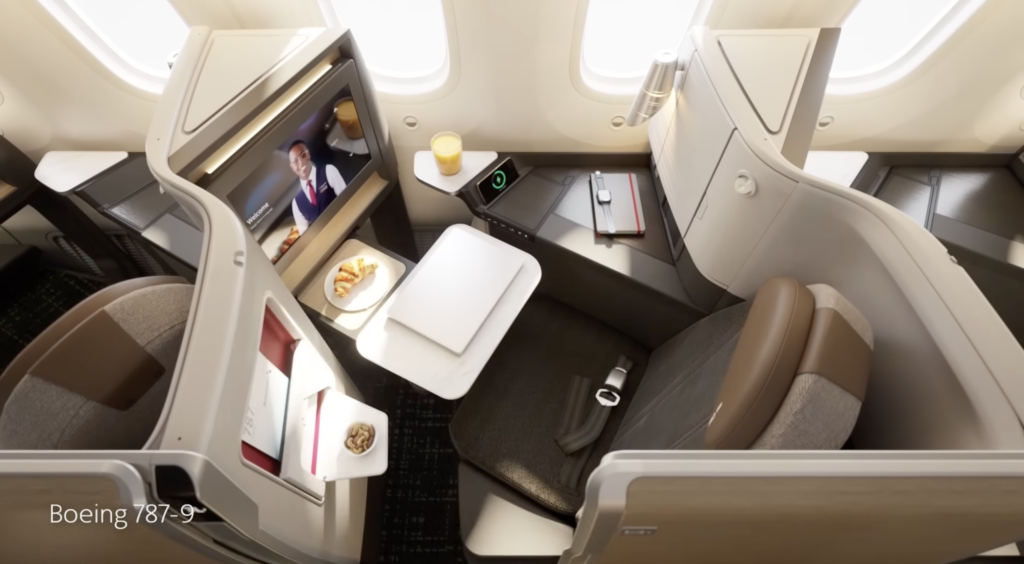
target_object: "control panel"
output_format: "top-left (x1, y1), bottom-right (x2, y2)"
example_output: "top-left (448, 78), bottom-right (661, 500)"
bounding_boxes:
top-left (476, 211), bottom-right (534, 242)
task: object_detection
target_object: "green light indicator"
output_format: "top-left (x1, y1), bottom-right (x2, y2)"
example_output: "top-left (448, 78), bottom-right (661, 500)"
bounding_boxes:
top-left (492, 170), bottom-right (507, 190)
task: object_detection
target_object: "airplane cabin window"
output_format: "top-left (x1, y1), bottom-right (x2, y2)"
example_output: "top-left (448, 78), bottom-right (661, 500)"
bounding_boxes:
top-left (828, 0), bottom-right (987, 94)
top-left (580, 0), bottom-right (704, 95)
top-left (37, 0), bottom-right (188, 94)
top-left (320, 0), bottom-right (450, 95)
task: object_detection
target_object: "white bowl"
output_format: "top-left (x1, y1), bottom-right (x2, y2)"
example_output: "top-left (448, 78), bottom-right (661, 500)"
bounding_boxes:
top-left (343, 423), bottom-right (377, 457)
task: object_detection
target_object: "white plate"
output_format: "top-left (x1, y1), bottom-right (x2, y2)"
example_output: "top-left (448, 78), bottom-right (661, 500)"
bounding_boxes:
top-left (323, 255), bottom-right (389, 312)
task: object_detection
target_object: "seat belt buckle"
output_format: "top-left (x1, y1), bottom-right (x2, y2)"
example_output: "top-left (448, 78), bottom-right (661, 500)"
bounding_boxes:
top-left (603, 355), bottom-right (635, 394)
top-left (596, 388), bottom-right (620, 407)
top-left (604, 366), bottom-right (628, 393)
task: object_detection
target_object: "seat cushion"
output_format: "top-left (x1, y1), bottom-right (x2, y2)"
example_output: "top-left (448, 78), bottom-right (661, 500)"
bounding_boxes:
top-left (450, 298), bottom-right (649, 516)
top-left (611, 300), bottom-right (753, 451)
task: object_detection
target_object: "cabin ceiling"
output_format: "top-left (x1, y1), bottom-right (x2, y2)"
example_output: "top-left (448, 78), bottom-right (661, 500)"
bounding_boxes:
top-left (0, 0), bottom-right (1021, 225)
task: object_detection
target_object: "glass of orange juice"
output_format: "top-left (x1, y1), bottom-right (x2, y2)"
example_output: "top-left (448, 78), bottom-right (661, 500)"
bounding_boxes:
top-left (334, 98), bottom-right (363, 140)
top-left (431, 132), bottom-right (462, 176)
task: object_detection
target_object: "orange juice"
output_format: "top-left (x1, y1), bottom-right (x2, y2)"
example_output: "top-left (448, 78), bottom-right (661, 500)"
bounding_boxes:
top-left (334, 98), bottom-right (363, 139)
top-left (431, 132), bottom-right (462, 175)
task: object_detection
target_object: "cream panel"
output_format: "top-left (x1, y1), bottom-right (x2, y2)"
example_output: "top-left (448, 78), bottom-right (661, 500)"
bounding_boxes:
top-left (183, 32), bottom-right (310, 133)
top-left (705, 0), bottom-right (858, 30)
top-left (599, 476), bottom-right (1024, 564)
top-left (687, 28), bottom-right (1024, 449)
top-left (0, 475), bottom-right (224, 563)
top-left (168, 0), bottom-right (243, 30)
top-left (684, 131), bottom-right (797, 288)
top-left (718, 34), bottom-right (808, 133)
top-left (654, 56), bottom-right (735, 239)
top-left (204, 0), bottom-right (324, 29)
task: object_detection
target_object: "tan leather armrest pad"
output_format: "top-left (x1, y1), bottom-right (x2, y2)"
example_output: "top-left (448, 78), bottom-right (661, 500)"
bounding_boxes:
top-left (797, 308), bottom-right (871, 401)
top-left (706, 277), bottom-right (814, 450)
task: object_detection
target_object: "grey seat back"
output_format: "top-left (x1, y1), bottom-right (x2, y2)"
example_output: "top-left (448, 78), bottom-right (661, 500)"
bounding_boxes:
top-left (613, 277), bottom-right (872, 452)
top-left (0, 283), bottom-right (193, 450)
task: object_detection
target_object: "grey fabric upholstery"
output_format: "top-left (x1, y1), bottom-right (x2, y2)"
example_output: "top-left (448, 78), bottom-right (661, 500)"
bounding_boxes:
top-left (450, 298), bottom-right (649, 516)
top-left (0, 284), bottom-right (193, 450)
top-left (751, 373), bottom-right (862, 450)
top-left (0, 276), bottom-right (187, 415)
top-left (611, 301), bottom-right (752, 451)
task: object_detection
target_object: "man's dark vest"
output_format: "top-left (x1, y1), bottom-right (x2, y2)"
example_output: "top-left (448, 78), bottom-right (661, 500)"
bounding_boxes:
top-left (293, 161), bottom-right (337, 225)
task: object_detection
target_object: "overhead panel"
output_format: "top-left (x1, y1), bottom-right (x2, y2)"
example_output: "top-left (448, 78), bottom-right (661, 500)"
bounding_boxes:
top-left (718, 35), bottom-right (808, 133)
top-left (183, 32), bottom-right (309, 133)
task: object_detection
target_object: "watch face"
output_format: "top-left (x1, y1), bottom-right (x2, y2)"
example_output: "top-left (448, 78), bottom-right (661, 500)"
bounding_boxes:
top-left (597, 189), bottom-right (612, 203)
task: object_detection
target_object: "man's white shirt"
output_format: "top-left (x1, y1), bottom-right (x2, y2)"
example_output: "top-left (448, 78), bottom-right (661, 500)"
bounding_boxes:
top-left (291, 164), bottom-right (346, 235)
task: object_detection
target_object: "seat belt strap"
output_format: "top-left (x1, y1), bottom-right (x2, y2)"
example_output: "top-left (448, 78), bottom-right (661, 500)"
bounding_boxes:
top-left (554, 355), bottom-right (635, 455)
top-left (554, 356), bottom-right (636, 490)
top-left (555, 400), bottom-right (613, 455)
top-left (556, 375), bottom-right (591, 439)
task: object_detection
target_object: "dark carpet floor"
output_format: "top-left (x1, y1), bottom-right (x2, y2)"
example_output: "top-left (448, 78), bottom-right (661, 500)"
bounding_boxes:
top-left (0, 265), bottom-right (105, 371)
top-left (377, 388), bottom-right (464, 563)
top-left (315, 320), bottom-right (466, 564)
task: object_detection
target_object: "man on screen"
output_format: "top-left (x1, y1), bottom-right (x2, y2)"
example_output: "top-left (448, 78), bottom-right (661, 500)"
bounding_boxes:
top-left (276, 140), bottom-right (348, 259)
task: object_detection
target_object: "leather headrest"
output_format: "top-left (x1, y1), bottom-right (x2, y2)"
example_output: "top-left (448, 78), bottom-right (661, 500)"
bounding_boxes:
top-left (705, 277), bottom-right (814, 449)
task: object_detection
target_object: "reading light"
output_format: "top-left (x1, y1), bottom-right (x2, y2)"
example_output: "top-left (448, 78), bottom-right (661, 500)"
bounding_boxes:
top-left (625, 50), bottom-right (678, 127)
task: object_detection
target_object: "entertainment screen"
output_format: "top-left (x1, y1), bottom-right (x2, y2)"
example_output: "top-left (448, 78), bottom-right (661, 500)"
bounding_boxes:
top-left (226, 86), bottom-right (372, 263)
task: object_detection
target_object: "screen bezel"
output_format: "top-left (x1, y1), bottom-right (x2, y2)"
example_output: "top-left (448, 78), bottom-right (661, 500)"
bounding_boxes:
top-left (197, 59), bottom-right (385, 274)
top-left (476, 157), bottom-right (520, 206)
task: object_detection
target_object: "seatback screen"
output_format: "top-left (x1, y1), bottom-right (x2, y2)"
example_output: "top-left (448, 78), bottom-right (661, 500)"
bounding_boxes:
top-left (226, 86), bottom-right (372, 263)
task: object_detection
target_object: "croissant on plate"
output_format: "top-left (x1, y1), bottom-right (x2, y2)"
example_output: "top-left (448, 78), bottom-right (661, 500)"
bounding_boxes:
top-left (279, 227), bottom-right (301, 254)
top-left (334, 258), bottom-right (378, 298)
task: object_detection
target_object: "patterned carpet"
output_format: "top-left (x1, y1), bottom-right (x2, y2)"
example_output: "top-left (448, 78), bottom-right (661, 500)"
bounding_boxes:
top-left (377, 389), bottom-right (464, 563)
top-left (0, 265), bottom-right (105, 371)
top-left (313, 311), bottom-right (466, 564)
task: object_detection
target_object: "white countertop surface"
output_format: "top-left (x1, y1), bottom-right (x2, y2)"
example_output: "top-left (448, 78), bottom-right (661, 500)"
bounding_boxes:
top-left (414, 150), bottom-right (498, 195)
top-left (35, 151), bottom-right (128, 193)
top-left (356, 224), bottom-right (541, 399)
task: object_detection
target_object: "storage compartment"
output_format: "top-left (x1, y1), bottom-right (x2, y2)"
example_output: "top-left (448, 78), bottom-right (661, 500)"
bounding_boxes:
top-left (239, 297), bottom-right (388, 501)
top-left (684, 131), bottom-right (797, 287)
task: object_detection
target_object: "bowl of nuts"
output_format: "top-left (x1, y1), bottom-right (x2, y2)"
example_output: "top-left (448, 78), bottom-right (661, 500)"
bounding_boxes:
top-left (344, 422), bottom-right (376, 456)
